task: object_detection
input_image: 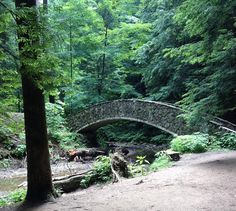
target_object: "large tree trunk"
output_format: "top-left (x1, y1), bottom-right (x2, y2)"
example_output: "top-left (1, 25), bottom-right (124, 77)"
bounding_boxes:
top-left (22, 74), bottom-right (55, 202)
top-left (15, 0), bottom-right (56, 203)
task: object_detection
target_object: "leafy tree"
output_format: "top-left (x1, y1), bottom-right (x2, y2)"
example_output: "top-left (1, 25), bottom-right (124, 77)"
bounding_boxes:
top-left (14, 0), bottom-right (59, 203)
top-left (54, 0), bottom-right (152, 144)
top-left (138, 0), bottom-right (236, 124)
top-left (137, 0), bottom-right (190, 102)
top-left (0, 0), bottom-right (21, 112)
top-left (171, 0), bottom-right (236, 123)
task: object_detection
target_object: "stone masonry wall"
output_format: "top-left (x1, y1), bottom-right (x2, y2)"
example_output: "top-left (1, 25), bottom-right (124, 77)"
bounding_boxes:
top-left (69, 99), bottom-right (192, 136)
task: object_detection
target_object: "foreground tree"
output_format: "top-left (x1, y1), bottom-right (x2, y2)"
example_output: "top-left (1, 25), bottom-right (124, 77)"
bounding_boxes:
top-left (15, 0), bottom-right (56, 203)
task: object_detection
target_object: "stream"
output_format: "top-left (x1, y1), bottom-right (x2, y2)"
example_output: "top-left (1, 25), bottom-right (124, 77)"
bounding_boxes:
top-left (0, 142), bottom-right (168, 197)
top-left (0, 161), bottom-right (92, 197)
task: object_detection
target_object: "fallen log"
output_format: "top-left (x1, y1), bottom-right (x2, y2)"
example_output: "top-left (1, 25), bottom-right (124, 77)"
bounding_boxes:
top-left (18, 170), bottom-right (92, 192)
top-left (54, 153), bottom-right (129, 192)
top-left (67, 148), bottom-right (107, 162)
top-left (53, 170), bottom-right (91, 192)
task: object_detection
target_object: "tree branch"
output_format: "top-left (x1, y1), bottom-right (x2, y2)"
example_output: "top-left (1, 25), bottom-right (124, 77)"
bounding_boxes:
top-left (0, 1), bottom-right (17, 21)
top-left (0, 43), bottom-right (19, 67)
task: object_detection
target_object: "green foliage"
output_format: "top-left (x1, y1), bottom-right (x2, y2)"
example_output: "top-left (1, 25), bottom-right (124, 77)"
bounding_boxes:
top-left (80, 156), bottom-right (112, 188)
top-left (0, 159), bottom-right (11, 169)
top-left (46, 102), bottom-right (84, 150)
top-left (0, 1), bottom-right (21, 113)
top-left (135, 155), bottom-right (150, 166)
top-left (0, 188), bottom-right (26, 207)
top-left (0, 113), bottom-right (24, 143)
top-left (149, 153), bottom-right (171, 172)
top-left (11, 144), bottom-right (26, 159)
top-left (97, 121), bottom-right (172, 146)
top-left (0, 113), bottom-right (25, 159)
top-left (215, 132), bottom-right (236, 150)
top-left (206, 136), bottom-right (223, 152)
top-left (129, 155), bottom-right (150, 176)
top-left (57, 0), bottom-right (149, 112)
top-left (171, 132), bottom-right (236, 153)
top-left (138, 0), bottom-right (187, 102)
top-left (0, 0), bottom-right (235, 161)
top-left (171, 133), bottom-right (208, 153)
top-left (139, 0), bottom-right (236, 123)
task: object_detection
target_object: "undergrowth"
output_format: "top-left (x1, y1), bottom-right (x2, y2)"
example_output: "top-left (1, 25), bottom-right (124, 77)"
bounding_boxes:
top-left (171, 132), bottom-right (236, 153)
top-left (128, 155), bottom-right (150, 176)
top-left (0, 188), bottom-right (26, 208)
top-left (149, 153), bottom-right (171, 172)
top-left (80, 156), bottom-right (112, 188)
top-left (214, 132), bottom-right (236, 150)
top-left (46, 102), bottom-right (85, 151)
top-left (171, 133), bottom-right (208, 153)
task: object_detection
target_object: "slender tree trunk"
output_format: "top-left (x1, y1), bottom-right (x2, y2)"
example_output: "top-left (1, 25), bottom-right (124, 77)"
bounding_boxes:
top-left (69, 21), bottom-right (73, 81)
top-left (98, 26), bottom-right (108, 96)
top-left (15, 0), bottom-right (56, 203)
top-left (69, 21), bottom-right (73, 111)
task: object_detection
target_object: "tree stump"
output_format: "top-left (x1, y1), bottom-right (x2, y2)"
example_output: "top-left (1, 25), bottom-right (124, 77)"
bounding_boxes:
top-left (110, 152), bottom-right (129, 182)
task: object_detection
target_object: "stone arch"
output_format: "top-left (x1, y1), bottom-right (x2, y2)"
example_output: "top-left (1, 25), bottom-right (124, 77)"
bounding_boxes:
top-left (69, 99), bottom-right (192, 136)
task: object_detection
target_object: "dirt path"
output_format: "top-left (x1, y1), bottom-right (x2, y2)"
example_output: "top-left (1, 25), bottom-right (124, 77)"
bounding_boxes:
top-left (6, 151), bottom-right (236, 211)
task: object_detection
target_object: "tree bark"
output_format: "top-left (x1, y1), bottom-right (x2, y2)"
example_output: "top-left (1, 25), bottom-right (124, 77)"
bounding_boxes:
top-left (22, 74), bottom-right (55, 202)
top-left (15, 0), bottom-right (56, 203)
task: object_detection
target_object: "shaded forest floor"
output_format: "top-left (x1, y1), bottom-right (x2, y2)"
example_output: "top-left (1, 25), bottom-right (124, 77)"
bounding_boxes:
top-left (9, 150), bottom-right (236, 211)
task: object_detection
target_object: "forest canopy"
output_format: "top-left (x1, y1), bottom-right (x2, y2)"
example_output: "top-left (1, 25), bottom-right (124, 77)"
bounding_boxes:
top-left (0, 0), bottom-right (236, 123)
top-left (0, 0), bottom-right (236, 205)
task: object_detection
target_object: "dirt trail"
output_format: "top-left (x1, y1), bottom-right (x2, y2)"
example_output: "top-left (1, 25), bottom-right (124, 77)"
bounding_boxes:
top-left (5, 151), bottom-right (236, 211)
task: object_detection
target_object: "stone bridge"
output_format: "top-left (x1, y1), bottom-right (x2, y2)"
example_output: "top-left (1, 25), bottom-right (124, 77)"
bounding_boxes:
top-left (69, 99), bottom-right (236, 138)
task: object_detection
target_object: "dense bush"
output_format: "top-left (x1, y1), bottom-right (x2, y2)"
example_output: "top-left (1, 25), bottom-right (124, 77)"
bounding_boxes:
top-left (215, 133), bottom-right (236, 150)
top-left (171, 133), bottom-right (208, 153)
top-left (80, 156), bottom-right (112, 188)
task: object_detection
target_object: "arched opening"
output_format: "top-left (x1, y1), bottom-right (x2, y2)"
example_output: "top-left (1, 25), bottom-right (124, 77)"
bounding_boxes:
top-left (80, 119), bottom-right (173, 162)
